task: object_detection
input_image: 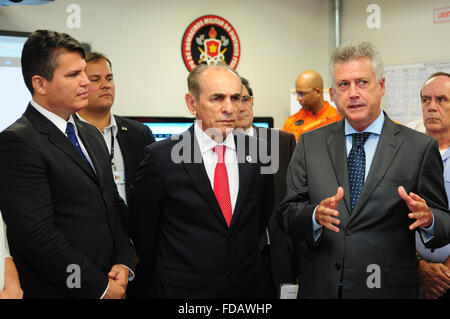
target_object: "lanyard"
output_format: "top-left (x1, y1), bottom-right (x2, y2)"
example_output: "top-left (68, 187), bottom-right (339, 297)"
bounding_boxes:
top-left (110, 128), bottom-right (115, 169)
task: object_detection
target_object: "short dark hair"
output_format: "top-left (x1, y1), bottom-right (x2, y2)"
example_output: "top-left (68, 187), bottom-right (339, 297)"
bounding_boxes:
top-left (85, 51), bottom-right (112, 69)
top-left (241, 77), bottom-right (253, 97)
top-left (21, 29), bottom-right (85, 95)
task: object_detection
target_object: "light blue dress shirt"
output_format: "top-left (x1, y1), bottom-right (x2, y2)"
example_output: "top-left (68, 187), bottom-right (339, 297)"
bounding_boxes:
top-left (415, 148), bottom-right (450, 261)
top-left (313, 112), bottom-right (434, 241)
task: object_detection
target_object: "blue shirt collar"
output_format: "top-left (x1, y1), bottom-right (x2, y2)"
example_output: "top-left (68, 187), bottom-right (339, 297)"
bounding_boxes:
top-left (442, 147), bottom-right (450, 162)
top-left (345, 111), bottom-right (385, 136)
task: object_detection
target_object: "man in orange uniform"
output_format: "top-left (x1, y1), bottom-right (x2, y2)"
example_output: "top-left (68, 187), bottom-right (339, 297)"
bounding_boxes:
top-left (283, 70), bottom-right (342, 140)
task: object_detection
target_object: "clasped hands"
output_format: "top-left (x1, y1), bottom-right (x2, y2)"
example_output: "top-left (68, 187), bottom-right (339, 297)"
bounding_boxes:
top-left (103, 264), bottom-right (130, 299)
top-left (315, 186), bottom-right (433, 233)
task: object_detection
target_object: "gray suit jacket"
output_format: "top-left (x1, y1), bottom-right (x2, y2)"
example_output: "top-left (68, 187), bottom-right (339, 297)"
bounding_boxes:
top-left (277, 114), bottom-right (450, 298)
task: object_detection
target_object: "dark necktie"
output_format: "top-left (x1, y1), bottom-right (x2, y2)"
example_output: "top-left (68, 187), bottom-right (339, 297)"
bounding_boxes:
top-left (65, 122), bottom-right (92, 168)
top-left (213, 145), bottom-right (233, 227)
top-left (348, 132), bottom-right (370, 211)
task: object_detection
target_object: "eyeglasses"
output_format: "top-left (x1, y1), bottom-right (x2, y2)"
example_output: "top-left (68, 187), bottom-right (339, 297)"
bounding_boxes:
top-left (241, 95), bottom-right (254, 104)
top-left (296, 89), bottom-right (315, 98)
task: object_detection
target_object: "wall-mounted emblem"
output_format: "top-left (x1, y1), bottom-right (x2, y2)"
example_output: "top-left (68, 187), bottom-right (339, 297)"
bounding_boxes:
top-left (182, 15), bottom-right (241, 71)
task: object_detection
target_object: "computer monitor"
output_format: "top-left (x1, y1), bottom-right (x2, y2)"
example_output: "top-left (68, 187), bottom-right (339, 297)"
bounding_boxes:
top-left (126, 116), bottom-right (274, 141)
top-left (0, 30), bottom-right (31, 132)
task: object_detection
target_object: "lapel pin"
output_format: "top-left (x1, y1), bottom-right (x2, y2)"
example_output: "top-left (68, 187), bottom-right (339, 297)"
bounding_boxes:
top-left (121, 126), bottom-right (128, 131)
top-left (246, 155), bottom-right (252, 163)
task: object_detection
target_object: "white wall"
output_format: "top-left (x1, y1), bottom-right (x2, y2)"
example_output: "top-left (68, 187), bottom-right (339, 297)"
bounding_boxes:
top-left (340, 0), bottom-right (450, 66)
top-left (0, 0), bottom-right (331, 128)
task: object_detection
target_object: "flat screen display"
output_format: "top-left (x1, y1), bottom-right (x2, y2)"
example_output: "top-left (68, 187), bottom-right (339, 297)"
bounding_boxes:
top-left (0, 30), bottom-right (31, 132)
top-left (126, 116), bottom-right (273, 141)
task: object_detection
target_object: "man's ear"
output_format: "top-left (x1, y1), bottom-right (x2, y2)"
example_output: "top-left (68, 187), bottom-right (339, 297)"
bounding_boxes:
top-left (31, 75), bottom-right (48, 96)
top-left (185, 93), bottom-right (197, 116)
top-left (329, 87), bottom-right (334, 103)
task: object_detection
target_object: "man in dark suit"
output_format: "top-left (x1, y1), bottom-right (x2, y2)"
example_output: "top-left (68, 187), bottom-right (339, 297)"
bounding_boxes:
top-left (76, 51), bottom-right (155, 298)
top-left (277, 40), bottom-right (450, 298)
top-left (77, 52), bottom-right (155, 223)
top-left (130, 63), bottom-right (274, 298)
top-left (0, 30), bottom-right (134, 298)
top-left (236, 77), bottom-right (297, 297)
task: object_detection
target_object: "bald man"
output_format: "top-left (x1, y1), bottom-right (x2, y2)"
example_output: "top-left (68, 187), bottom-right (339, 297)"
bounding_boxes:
top-left (282, 70), bottom-right (342, 141)
top-left (416, 72), bottom-right (450, 299)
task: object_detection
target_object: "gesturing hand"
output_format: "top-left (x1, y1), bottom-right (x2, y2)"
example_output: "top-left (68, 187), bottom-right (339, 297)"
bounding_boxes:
top-left (398, 186), bottom-right (433, 230)
top-left (315, 187), bottom-right (344, 233)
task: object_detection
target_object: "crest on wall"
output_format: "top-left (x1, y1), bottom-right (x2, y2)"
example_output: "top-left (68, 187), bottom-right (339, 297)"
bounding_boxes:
top-left (182, 15), bottom-right (241, 71)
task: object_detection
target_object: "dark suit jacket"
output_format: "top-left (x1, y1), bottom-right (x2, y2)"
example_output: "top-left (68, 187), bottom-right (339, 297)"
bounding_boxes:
top-left (277, 114), bottom-right (450, 298)
top-left (0, 104), bottom-right (135, 298)
top-left (253, 127), bottom-right (299, 291)
top-left (114, 115), bottom-right (155, 203)
top-left (130, 125), bottom-right (274, 298)
top-left (113, 115), bottom-right (155, 299)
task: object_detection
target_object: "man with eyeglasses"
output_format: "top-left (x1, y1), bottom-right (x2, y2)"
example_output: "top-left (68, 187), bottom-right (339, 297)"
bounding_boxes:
top-left (237, 77), bottom-right (297, 298)
top-left (130, 64), bottom-right (274, 298)
top-left (282, 70), bottom-right (341, 141)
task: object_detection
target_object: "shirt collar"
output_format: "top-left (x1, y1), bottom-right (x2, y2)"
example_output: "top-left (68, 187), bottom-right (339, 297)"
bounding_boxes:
top-left (31, 99), bottom-right (76, 135)
top-left (246, 126), bottom-right (255, 137)
top-left (194, 120), bottom-right (236, 155)
top-left (77, 112), bottom-right (117, 136)
top-left (441, 147), bottom-right (450, 161)
top-left (345, 111), bottom-right (385, 136)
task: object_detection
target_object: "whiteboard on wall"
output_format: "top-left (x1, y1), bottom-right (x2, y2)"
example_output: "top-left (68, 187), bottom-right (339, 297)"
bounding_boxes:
top-left (383, 59), bottom-right (450, 129)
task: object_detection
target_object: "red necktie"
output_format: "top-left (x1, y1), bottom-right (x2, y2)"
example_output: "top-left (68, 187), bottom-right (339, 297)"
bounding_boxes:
top-left (213, 145), bottom-right (233, 227)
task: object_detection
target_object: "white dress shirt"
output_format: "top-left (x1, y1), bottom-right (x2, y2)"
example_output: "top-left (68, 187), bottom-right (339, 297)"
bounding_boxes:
top-left (194, 121), bottom-right (239, 213)
top-left (0, 211), bottom-right (11, 291)
top-left (30, 100), bottom-right (95, 170)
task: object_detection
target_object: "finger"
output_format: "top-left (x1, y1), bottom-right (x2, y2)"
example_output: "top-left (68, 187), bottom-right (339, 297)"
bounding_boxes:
top-left (409, 210), bottom-right (433, 228)
top-left (335, 187), bottom-right (344, 202)
top-left (409, 217), bottom-right (430, 230)
top-left (408, 211), bottom-right (426, 220)
top-left (398, 186), bottom-right (410, 201)
top-left (409, 192), bottom-right (426, 204)
top-left (398, 186), bottom-right (417, 209)
top-left (108, 271), bottom-right (119, 279)
top-left (316, 207), bottom-right (340, 224)
top-left (318, 213), bottom-right (340, 232)
top-left (320, 196), bottom-right (338, 209)
top-left (322, 214), bottom-right (340, 226)
top-left (323, 222), bottom-right (340, 233)
top-left (442, 265), bottom-right (450, 278)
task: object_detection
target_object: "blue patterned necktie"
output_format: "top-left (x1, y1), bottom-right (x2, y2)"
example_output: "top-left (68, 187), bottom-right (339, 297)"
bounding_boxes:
top-left (65, 122), bottom-right (92, 169)
top-left (348, 132), bottom-right (370, 211)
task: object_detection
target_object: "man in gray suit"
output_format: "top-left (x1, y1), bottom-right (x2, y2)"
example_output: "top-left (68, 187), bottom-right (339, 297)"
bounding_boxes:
top-left (277, 40), bottom-right (450, 298)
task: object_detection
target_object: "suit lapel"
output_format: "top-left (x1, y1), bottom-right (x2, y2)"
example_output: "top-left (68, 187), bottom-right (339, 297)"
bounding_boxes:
top-left (350, 116), bottom-right (403, 218)
top-left (25, 105), bottom-right (98, 183)
top-left (114, 116), bottom-right (133, 189)
top-left (75, 120), bottom-right (104, 187)
top-left (230, 132), bottom-right (254, 228)
top-left (326, 120), bottom-right (352, 214)
top-left (181, 126), bottom-right (229, 227)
